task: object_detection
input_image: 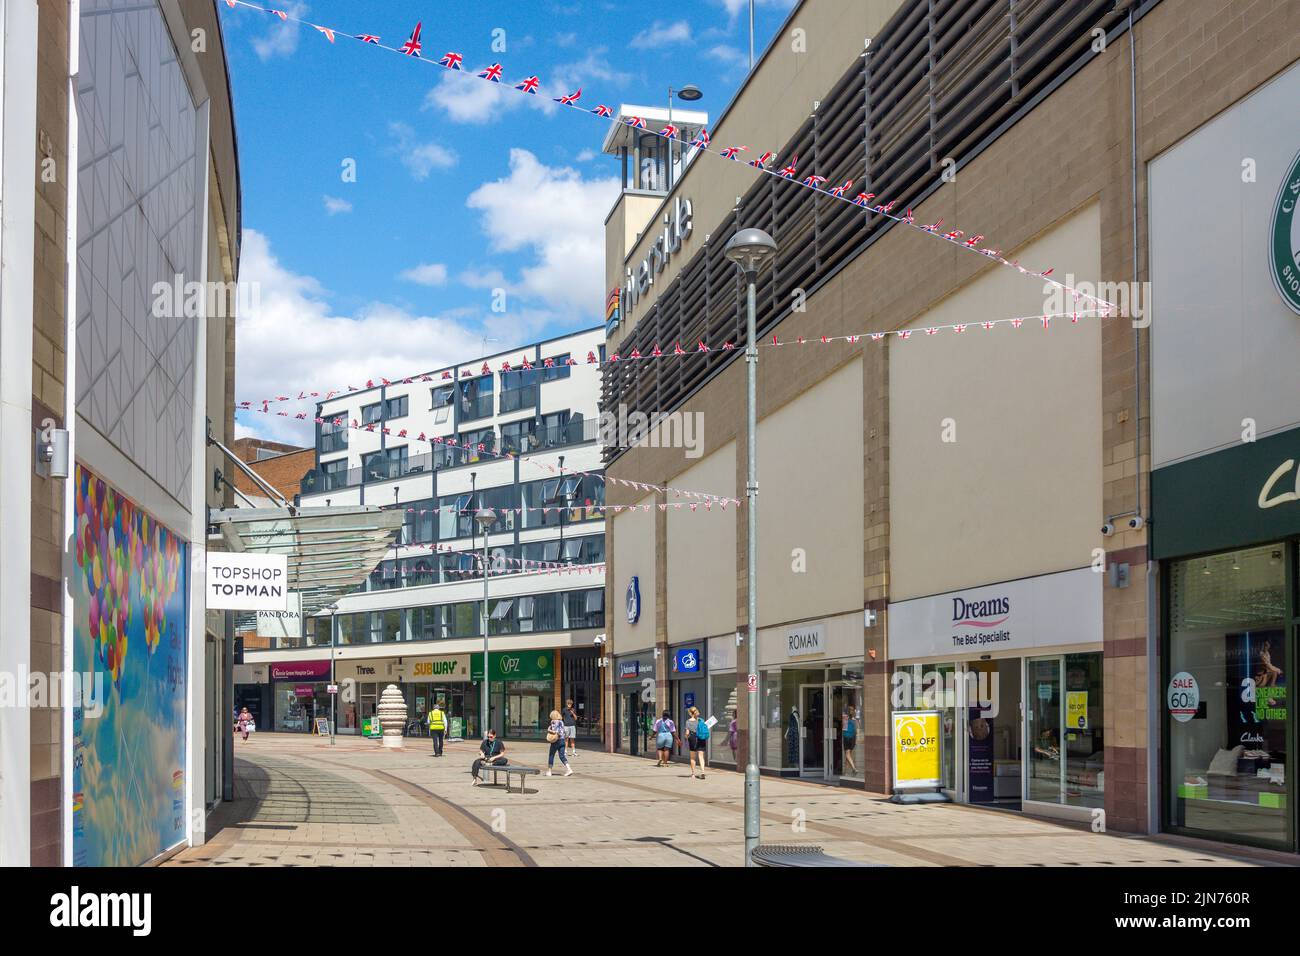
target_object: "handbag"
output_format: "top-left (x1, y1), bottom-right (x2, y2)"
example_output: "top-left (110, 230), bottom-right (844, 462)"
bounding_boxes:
top-left (546, 729), bottom-right (559, 743)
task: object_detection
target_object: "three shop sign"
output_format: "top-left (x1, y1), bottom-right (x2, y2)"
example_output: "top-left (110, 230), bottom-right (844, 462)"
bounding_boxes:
top-left (1269, 147), bottom-right (1300, 315)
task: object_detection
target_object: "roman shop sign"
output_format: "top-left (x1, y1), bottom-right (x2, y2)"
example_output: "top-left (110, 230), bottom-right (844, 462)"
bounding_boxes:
top-left (1269, 147), bottom-right (1300, 315)
top-left (787, 623), bottom-right (826, 658)
top-left (622, 196), bottom-right (693, 316)
top-left (887, 568), bottom-right (1102, 660)
top-left (206, 553), bottom-right (288, 611)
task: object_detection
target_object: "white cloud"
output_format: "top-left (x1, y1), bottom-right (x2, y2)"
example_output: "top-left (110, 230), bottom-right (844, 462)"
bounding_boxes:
top-left (714, 0), bottom-right (797, 19)
top-left (251, 2), bottom-right (309, 61)
top-left (399, 262), bottom-right (449, 286)
top-left (422, 48), bottom-right (629, 125)
top-left (234, 230), bottom-right (487, 444)
top-left (322, 195), bottom-right (352, 215)
top-left (575, 148), bottom-right (597, 162)
top-left (707, 44), bottom-right (749, 67)
top-left (458, 267), bottom-right (510, 290)
top-left (630, 20), bottom-right (692, 49)
top-left (388, 122), bottom-right (458, 179)
top-left (466, 149), bottom-right (619, 316)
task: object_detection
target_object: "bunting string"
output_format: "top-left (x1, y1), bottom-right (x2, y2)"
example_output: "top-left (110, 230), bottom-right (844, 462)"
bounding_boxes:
top-left (220, 0), bottom-right (1120, 314)
top-left (235, 307), bottom-right (1111, 412)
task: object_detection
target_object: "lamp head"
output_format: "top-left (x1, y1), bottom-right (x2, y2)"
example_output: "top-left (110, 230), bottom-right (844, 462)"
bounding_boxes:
top-left (724, 227), bottom-right (778, 274)
top-left (474, 507), bottom-right (496, 531)
top-left (676, 84), bottom-right (703, 102)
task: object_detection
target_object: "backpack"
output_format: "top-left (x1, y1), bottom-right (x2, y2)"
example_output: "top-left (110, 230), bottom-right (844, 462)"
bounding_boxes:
top-left (695, 719), bottom-right (711, 741)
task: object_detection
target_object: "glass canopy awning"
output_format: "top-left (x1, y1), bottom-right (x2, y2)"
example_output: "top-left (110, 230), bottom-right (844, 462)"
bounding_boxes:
top-left (210, 505), bottom-right (404, 616)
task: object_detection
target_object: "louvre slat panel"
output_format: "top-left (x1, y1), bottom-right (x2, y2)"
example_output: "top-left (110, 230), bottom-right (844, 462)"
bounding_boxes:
top-left (602, 0), bottom-right (1132, 464)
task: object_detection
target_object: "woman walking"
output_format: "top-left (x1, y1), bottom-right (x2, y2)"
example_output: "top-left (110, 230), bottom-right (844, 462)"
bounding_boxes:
top-left (545, 710), bottom-right (573, 777)
top-left (684, 706), bottom-right (708, 779)
top-left (652, 710), bottom-right (677, 767)
top-left (236, 706), bottom-right (254, 743)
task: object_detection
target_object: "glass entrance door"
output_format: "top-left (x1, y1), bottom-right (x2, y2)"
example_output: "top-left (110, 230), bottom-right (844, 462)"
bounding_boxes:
top-left (964, 659), bottom-right (1022, 808)
top-left (799, 684), bottom-right (827, 777)
top-left (1027, 657), bottom-right (1064, 803)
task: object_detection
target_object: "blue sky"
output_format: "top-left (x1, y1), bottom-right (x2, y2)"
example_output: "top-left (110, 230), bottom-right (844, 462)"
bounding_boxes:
top-left (225, 0), bottom-right (797, 443)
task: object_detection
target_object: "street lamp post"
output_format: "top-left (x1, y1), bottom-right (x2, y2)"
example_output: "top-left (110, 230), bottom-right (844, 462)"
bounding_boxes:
top-left (476, 508), bottom-right (497, 739)
top-left (323, 603), bottom-right (339, 746)
top-left (666, 85), bottom-right (702, 192)
top-left (724, 227), bottom-right (778, 867)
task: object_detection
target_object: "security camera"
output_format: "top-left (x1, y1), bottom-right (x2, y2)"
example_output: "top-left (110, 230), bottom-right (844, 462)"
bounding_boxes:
top-left (1127, 516), bottom-right (1145, 531)
top-left (1100, 522), bottom-right (1115, 536)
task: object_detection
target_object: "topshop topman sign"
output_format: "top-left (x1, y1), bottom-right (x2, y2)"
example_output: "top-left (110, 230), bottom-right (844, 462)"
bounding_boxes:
top-left (621, 196), bottom-right (693, 318)
top-left (206, 553), bottom-right (289, 611)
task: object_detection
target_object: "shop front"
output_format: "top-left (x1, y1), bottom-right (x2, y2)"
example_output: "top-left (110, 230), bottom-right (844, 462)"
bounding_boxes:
top-left (268, 660), bottom-right (332, 733)
top-left (613, 651), bottom-right (656, 757)
top-left (888, 568), bottom-right (1105, 817)
top-left (475, 650), bottom-right (556, 741)
top-left (757, 615), bottom-right (865, 783)
top-left (335, 655), bottom-right (475, 738)
top-left (707, 636), bottom-right (739, 768)
top-left (1152, 428), bottom-right (1299, 853)
top-left (233, 663), bottom-right (270, 731)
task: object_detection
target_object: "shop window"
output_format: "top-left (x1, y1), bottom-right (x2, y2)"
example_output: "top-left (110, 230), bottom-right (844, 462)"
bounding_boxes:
top-left (1167, 543), bottom-right (1289, 847)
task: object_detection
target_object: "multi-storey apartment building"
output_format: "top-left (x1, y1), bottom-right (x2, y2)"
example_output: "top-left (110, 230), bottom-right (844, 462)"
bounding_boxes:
top-left (240, 327), bottom-right (609, 743)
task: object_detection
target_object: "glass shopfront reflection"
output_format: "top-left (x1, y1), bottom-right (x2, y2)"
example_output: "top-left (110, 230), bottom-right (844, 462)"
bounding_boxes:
top-left (1167, 543), bottom-right (1291, 849)
top-left (759, 662), bottom-right (865, 779)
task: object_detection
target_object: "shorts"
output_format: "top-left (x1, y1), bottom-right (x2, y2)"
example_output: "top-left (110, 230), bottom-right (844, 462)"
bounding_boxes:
top-left (843, 735), bottom-right (857, 752)
top-left (688, 735), bottom-right (706, 752)
top-left (564, 725), bottom-right (576, 739)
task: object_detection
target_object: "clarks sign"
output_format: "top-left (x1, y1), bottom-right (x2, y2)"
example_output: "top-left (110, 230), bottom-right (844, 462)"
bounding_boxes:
top-left (621, 196), bottom-right (693, 316)
top-left (1268, 147), bottom-right (1300, 315)
top-left (1259, 457), bottom-right (1300, 509)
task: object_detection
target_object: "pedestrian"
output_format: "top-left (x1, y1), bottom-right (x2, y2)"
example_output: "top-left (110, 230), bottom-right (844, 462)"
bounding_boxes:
top-left (470, 729), bottom-right (507, 785)
top-left (684, 706), bottom-right (708, 779)
top-left (563, 698), bottom-right (579, 757)
top-left (841, 706), bottom-right (858, 774)
top-left (236, 706), bottom-right (254, 743)
top-left (546, 710), bottom-right (574, 777)
top-left (428, 699), bottom-right (447, 757)
top-left (652, 710), bottom-right (676, 767)
top-left (728, 712), bottom-right (738, 762)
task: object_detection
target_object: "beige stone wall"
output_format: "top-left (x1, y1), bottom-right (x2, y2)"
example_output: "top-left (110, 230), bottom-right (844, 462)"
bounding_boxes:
top-left (666, 442), bottom-right (737, 643)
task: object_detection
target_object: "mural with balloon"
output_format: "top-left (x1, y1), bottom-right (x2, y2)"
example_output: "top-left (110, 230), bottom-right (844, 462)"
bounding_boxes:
top-left (71, 464), bottom-right (188, 867)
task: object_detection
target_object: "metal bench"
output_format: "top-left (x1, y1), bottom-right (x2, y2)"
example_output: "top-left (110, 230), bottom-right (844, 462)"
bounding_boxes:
top-left (479, 763), bottom-right (540, 794)
top-left (750, 844), bottom-right (880, 867)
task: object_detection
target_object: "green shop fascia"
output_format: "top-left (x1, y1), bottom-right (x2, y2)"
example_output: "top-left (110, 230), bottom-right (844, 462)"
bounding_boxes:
top-left (472, 650), bottom-right (557, 741)
top-left (1152, 426), bottom-right (1300, 852)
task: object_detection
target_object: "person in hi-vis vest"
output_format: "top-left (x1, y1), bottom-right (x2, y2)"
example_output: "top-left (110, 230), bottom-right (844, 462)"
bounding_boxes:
top-left (428, 701), bottom-right (448, 757)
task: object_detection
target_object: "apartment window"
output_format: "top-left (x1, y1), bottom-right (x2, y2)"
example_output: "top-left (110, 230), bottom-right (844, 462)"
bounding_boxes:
top-left (540, 354), bottom-right (571, 382)
top-left (522, 540), bottom-right (562, 566)
top-left (321, 457), bottom-right (350, 491)
top-left (410, 606), bottom-right (439, 641)
top-left (370, 609), bottom-right (407, 643)
top-left (337, 613), bottom-right (368, 645)
top-left (439, 492), bottom-right (476, 539)
top-left (364, 446), bottom-right (407, 481)
top-left (457, 427), bottom-right (496, 465)
top-left (403, 499), bottom-right (435, 545)
top-left (516, 595), bottom-right (537, 632)
top-left (489, 598), bottom-right (515, 635)
top-left (567, 589), bottom-right (604, 629)
top-left (459, 375), bottom-right (494, 421)
top-left (361, 402), bottom-right (383, 425)
top-left (501, 418), bottom-right (539, 455)
top-left (384, 395), bottom-right (408, 419)
top-left (500, 367), bottom-right (540, 414)
top-left (405, 557), bottom-right (436, 588)
top-left (521, 480), bottom-right (561, 529)
top-left (319, 420), bottom-right (348, 453)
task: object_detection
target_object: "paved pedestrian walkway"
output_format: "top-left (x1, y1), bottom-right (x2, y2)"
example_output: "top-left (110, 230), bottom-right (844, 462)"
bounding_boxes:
top-left (167, 733), bottom-right (1285, 868)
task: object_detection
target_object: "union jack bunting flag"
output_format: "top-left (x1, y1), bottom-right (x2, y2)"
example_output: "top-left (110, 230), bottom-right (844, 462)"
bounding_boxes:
top-left (691, 128), bottom-right (710, 148)
top-left (778, 156), bottom-right (799, 178)
top-left (828, 179), bottom-right (853, 198)
top-left (852, 192), bottom-right (876, 206)
top-left (399, 21), bottom-right (422, 56)
top-left (555, 88), bottom-right (582, 105)
top-left (921, 218), bottom-right (943, 232)
top-left (749, 151), bottom-right (774, 168)
top-left (592, 104), bottom-right (613, 117)
top-left (802, 175), bottom-right (827, 188)
top-left (515, 75), bottom-right (541, 94)
top-left (355, 34), bottom-right (380, 43)
top-left (314, 26), bottom-right (335, 43)
top-left (720, 145), bottom-right (748, 160)
top-left (624, 116), bottom-right (646, 128)
top-left (478, 63), bottom-right (503, 82)
top-left (659, 124), bottom-right (678, 139)
top-left (272, 9), bottom-right (287, 21)
top-left (439, 51), bottom-right (463, 69)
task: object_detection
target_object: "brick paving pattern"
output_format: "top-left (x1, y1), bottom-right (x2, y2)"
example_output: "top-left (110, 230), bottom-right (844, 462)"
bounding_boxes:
top-left (166, 733), bottom-right (1284, 868)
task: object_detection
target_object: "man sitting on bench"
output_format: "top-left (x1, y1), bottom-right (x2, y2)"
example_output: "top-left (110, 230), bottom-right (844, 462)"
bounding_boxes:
top-left (470, 728), bottom-right (507, 786)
